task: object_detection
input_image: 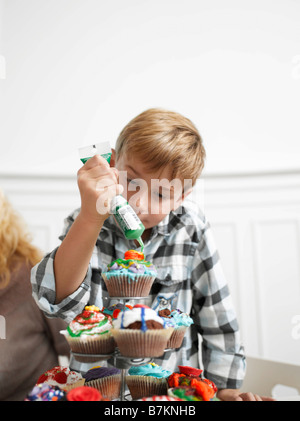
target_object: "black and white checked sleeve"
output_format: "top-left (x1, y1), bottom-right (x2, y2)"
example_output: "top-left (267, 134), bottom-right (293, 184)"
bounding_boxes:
top-left (30, 210), bottom-right (92, 322)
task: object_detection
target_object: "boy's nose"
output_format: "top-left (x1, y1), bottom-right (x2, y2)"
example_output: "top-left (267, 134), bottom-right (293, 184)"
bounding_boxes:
top-left (131, 191), bottom-right (149, 215)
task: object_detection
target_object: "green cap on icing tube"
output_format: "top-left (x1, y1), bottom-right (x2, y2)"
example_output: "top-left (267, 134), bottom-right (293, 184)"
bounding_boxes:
top-left (78, 142), bottom-right (145, 252)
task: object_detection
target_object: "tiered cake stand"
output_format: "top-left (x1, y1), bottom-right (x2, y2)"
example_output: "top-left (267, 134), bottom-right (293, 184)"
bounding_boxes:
top-left (69, 296), bottom-right (173, 401)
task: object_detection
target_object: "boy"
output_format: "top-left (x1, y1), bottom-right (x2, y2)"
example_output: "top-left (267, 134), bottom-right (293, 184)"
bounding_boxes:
top-left (31, 108), bottom-right (267, 401)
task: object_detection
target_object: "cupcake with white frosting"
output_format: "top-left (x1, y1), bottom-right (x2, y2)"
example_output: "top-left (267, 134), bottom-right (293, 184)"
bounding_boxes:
top-left (60, 305), bottom-right (115, 361)
top-left (111, 305), bottom-right (173, 358)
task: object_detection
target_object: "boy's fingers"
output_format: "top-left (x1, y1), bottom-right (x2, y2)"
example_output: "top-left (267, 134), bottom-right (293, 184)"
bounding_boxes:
top-left (80, 154), bottom-right (110, 171)
top-left (96, 184), bottom-right (124, 215)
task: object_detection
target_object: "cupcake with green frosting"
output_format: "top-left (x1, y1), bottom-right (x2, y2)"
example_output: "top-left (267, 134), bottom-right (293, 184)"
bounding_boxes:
top-left (101, 250), bottom-right (157, 297)
top-left (126, 363), bottom-right (172, 400)
top-left (60, 305), bottom-right (115, 361)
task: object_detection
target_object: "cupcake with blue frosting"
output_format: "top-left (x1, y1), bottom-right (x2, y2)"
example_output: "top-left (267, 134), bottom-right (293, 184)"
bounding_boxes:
top-left (102, 250), bottom-right (157, 297)
top-left (158, 308), bottom-right (194, 349)
top-left (126, 363), bottom-right (172, 400)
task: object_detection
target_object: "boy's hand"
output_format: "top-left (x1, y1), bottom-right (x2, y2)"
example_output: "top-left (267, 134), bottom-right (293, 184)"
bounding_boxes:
top-left (217, 388), bottom-right (276, 401)
top-left (77, 154), bottom-right (124, 225)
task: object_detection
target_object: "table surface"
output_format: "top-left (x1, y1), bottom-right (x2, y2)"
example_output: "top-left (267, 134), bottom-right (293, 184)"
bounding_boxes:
top-left (275, 395), bottom-right (300, 401)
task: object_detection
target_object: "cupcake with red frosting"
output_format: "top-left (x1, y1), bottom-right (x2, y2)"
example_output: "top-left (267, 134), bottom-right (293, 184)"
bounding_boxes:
top-left (167, 366), bottom-right (218, 401)
top-left (101, 250), bottom-right (157, 297)
top-left (83, 366), bottom-right (121, 400)
top-left (60, 305), bottom-right (115, 361)
top-left (111, 304), bottom-right (173, 357)
top-left (67, 386), bottom-right (104, 401)
top-left (36, 366), bottom-right (85, 392)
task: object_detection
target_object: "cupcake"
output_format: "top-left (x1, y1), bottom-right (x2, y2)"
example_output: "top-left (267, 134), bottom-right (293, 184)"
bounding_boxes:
top-left (111, 304), bottom-right (174, 357)
top-left (126, 363), bottom-right (172, 400)
top-left (60, 305), bottom-right (115, 361)
top-left (101, 250), bottom-right (157, 297)
top-left (138, 395), bottom-right (183, 401)
top-left (83, 366), bottom-right (121, 400)
top-left (66, 386), bottom-right (104, 401)
top-left (25, 383), bottom-right (66, 401)
top-left (167, 366), bottom-right (218, 401)
top-left (36, 366), bottom-right (85, 392)
top-left (158, 308), bottom-right (194, 349)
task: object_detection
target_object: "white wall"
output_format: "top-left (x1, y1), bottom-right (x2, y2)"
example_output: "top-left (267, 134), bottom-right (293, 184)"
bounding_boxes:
top-left (0, 0), bottom-right (300, 176)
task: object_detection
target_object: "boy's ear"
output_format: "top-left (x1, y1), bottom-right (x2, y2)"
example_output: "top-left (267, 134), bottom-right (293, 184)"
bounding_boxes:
top-left (110, 148), bottom-right (116, 167)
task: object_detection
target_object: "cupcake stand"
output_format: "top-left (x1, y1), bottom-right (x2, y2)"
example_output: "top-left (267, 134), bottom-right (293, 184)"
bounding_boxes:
top-left (69, 296), bottom-right (173, 401)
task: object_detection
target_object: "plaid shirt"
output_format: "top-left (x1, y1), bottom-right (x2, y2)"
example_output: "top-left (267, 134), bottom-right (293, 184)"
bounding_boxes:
top-left (31, 199), bottom-right (246, 389)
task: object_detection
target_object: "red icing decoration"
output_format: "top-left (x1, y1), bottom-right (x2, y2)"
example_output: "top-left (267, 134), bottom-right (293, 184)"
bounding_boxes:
top-left (37, 373), bottom-right (48, 384)
top-left (178, 366), bottom-right (203, 377)
top-left (74, 310), bottom-right (105, 325)
top-left (53, 371), bottom-right (68, 384)
top-left (124, 250), bottom-right (144, 261)
top-left (133, 304), bottom-right (150, 309)
top-left (67, 386), bottom-right (102, 401)
top-left (112, 309), bottom-right (121, 318)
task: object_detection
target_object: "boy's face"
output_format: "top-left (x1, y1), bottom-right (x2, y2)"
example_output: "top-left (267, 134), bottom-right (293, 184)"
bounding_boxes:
top-left (111, 150), bottom-right (191, 230)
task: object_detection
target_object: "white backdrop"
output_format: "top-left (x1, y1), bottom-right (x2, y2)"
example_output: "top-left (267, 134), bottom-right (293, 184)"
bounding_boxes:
top-left (0, 0), bottom-right (300, 175)
top-left (0, 1), bottom-right (300, 370)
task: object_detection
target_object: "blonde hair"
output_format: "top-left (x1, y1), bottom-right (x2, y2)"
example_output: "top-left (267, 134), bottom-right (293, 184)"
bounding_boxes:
top-left (0, 190), bottom-right (43, 289)
top-left (115, 108), bottom-right (206, 186)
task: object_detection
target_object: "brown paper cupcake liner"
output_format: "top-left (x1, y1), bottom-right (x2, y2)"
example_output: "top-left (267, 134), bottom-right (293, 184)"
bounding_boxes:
top-left (101, 273), bottom-right (156, 297)
top-left (84, 374), bottom-right (121, 400)
top-left (126, 376), bottom-right (168, 400)
top-left (166, 326), bottom-right (188, 349)
top-left (60, 330), bottom-right (116, 362)
top-left (111, 328), bottom-right (174, 358)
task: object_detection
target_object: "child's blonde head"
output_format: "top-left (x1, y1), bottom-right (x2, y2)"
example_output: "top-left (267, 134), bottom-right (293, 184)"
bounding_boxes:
top-left (115, 108), bottom-right (205, 186)
top-left (0, 190), bottom-right (43, 289)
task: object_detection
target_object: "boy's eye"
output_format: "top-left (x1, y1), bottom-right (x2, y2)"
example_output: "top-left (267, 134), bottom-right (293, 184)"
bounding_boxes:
top-left (127, 177), bottom-right (135, 184)
top-left (153, 191), bottom-right (165, 200)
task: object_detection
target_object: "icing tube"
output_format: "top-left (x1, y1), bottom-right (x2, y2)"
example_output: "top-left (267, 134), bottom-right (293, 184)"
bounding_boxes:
top-left (78, 142), bottom-right (145, 251)
top-left (78, 142), bottom-right (112, 164)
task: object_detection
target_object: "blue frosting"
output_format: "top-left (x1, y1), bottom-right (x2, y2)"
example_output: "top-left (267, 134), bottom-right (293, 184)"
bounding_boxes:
top-left (170, 310), bottom-right (194, 327)
top-left (128, 363), bottom-right (172, 378)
